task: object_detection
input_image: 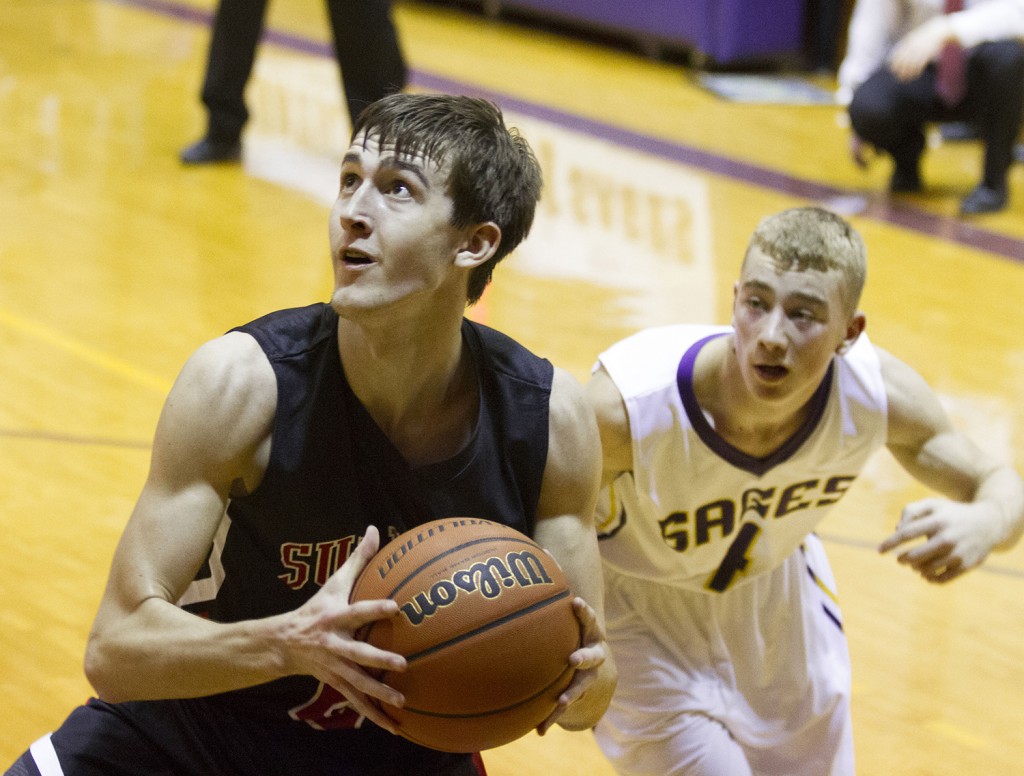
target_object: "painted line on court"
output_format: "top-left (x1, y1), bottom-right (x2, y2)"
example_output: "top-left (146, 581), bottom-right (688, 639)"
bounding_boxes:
top-left (107, 0), bottom-right (1024, 265)
top-left (0, 308), bottom-right (172, 395)
top-left (0, 427), bottom-right (151, 450)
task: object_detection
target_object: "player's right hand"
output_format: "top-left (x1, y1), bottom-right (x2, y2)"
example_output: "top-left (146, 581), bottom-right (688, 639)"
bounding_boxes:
top-left (277, 525), bottom-right (407, 732)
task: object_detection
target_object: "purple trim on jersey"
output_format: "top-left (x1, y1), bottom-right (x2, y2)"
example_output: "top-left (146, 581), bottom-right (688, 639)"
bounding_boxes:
top-left (802, 545), bottom-right (845, 633)
top-left (675, 333), bottom-right (835, 477)
top-left (820, 603), bottom-right (843, 632)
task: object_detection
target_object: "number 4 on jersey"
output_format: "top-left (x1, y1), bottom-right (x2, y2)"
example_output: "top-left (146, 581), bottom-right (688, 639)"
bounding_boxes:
top-left (706, 522), bottom-right (761, 592)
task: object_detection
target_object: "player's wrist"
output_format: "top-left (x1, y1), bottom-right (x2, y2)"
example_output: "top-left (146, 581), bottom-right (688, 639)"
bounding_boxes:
top-left (251, 612), bottom-right (301, 679)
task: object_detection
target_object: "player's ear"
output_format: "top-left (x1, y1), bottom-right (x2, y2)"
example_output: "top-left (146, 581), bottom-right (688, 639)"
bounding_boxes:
top-left (455, 222), bottom-right (500, 269)
top-left (836, 311), bottom-right (866, 355)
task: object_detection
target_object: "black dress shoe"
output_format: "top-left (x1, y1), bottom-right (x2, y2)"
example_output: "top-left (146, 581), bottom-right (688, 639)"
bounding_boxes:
top-left (959, 185), bottom-right (1007, 215)
top-left (180, 137), bottom-right (242, 165)
top-left (889, 168), bottom-right (922, 194)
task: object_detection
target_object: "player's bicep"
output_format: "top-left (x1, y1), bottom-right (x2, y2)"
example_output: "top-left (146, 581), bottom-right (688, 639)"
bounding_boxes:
top-left (100, 334), bottom-right (275, 614)
top-left (105, 471), bottom-right (229, 616)
top-left (881, 347), bottom-right (991, 501)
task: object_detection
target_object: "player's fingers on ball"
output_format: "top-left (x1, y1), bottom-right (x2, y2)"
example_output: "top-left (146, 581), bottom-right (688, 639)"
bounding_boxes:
top-left (536, 704), bottom-right (566, 736)
top-left (334, 527), bottom-right (381, 586)
top-left (334, 664), bottom-right (405, 708)
top-left (563, 670), bottom-right (596, 703)
top-left (343, 598), bottom-right (400, 628)
top-left (572, 596), bottom-right (595, 621)
top-left (337, 527), bottom-right (383, 589)
top-left (349, 694), bottom-right (401, 734)
top-left (358, 525), bottom-right (381, 556)
top-left (338, 636), bottom-right (407, 673)
top-left (572, 598), bottom-right (607, 644)
top-left (569, 642), bottom-right (606, 669)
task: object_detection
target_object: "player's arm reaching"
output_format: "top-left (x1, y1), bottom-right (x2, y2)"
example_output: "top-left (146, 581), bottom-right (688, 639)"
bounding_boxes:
top-left (877, 346), bottom-right (1024, 582)
top-left (83, 332), bottom-right (405, 732)
top-left (531, 366), bottom-right (617, 734)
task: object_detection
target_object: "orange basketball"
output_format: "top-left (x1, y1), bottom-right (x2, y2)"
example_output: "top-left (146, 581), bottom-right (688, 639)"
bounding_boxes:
top-left (350, 517), bottom-right (580, 753)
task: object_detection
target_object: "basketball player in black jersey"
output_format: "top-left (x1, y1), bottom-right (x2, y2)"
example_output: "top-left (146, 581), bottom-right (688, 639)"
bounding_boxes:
top-left (6, 93), bottom-right (616, 776)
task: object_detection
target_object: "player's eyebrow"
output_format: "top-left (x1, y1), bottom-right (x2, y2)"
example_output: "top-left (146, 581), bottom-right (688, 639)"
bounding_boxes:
top-left (341, 150), bottom-right (431, 189)
top-left (741, 280), bottom-right (827, 308)
top-left (788, 291), bottom-right (828, 307)
top-left (740, 280), bottom-right (774, 295)
top-left (380, 156), bottom-right (431, 188)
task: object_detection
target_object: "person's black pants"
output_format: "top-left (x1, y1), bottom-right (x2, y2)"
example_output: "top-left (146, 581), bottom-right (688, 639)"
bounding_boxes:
top-left (849, 39), bottom-right (1024, 191)
top-left (199, 0), bottom-right (407, 142)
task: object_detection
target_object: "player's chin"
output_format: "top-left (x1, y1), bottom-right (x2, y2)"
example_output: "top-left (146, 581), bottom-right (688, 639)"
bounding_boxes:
top-left (329, 288), bottom-right (379, 319)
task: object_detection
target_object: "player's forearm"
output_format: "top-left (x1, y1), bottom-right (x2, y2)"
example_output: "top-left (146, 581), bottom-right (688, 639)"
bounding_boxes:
top-left (84, 598), bottom-right (290, 703)
top-left (973, 466), bottom-right (1024, 551)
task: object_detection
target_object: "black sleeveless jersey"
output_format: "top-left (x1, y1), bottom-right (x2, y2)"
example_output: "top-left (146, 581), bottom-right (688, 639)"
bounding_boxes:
top-left (155, 303), bottom-right (552, 774)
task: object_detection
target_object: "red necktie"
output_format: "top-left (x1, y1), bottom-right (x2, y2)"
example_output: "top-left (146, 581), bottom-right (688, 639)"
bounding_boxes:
top-left (936, 0), bottom-right (967, 106)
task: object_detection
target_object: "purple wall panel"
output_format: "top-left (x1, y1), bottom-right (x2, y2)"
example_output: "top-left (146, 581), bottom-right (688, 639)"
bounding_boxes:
top-left (712, 1), bottom-right (806, 62)
top-left (499, 0), bottom-right (805, 64)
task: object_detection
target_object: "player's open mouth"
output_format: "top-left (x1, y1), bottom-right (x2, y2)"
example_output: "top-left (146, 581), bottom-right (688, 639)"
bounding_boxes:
top-left (754, 364), bottom-right (788, 381)
top-left (342, 249), bottom-right (374, 267)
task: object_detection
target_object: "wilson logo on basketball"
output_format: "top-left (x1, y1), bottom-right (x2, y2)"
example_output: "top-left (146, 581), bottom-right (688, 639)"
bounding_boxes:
top-left (400, 551), bottom-right (554, 626)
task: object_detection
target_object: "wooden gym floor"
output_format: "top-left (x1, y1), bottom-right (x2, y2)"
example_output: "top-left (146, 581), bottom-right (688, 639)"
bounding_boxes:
top-left (2, 1), bottom-right (1023, 773)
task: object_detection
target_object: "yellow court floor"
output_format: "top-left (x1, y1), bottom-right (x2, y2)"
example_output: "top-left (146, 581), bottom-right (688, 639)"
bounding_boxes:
top-left (2, 1), bottom-right (1024, 774)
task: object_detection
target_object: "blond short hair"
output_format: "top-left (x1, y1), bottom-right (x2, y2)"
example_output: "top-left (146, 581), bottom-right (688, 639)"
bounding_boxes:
top-left (743, 207), bottom-right (867, 316)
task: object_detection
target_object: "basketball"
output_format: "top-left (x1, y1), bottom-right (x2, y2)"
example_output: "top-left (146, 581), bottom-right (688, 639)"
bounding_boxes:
top-left (349, 517), bottom-right (580, 753)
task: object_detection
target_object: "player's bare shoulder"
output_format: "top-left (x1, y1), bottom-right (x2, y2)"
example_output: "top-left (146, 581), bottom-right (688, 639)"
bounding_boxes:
top-left (189, 331), bottom-right (275, 419)
top-left (154, 332), bottom-right (277, 491)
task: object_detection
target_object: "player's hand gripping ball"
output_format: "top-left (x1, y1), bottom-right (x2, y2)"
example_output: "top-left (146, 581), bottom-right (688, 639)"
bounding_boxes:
top-left (349, 517), bottom-right (580, 752)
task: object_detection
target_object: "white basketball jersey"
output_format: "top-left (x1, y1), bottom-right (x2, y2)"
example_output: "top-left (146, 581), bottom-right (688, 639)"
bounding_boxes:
top-left (595, 324), bottom-right (888, 594)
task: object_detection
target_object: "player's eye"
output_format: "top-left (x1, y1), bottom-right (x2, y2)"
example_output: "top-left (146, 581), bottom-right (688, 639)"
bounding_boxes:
top-left (387, 179), bottom-right (412, 198)
top-left (340, 172), bottom-right (360, 192)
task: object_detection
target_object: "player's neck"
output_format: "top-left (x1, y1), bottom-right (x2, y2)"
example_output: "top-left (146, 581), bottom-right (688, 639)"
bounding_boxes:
top-left (694, 338), bottom-right (815, 458)
top-left (337, 313), bottom-right (478, 465)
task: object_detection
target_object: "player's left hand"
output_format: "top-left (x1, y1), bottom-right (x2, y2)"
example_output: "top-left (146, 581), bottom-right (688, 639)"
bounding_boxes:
top-left (536, 597), bottom-right (616, 735)
top-left (878, 498), bottom-right (1002, 583)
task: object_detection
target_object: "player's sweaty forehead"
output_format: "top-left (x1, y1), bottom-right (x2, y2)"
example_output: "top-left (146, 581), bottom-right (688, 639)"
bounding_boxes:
top-left (349, 131), bottom-right (450, 178)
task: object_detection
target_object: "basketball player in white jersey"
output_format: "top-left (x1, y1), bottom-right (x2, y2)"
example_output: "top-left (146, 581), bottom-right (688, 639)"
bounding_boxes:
top-left (586, 207), bottom-right (1024, 776)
